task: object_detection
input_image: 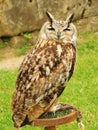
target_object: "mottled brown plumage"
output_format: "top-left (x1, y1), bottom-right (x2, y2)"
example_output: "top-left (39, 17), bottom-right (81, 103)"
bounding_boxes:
top-left (11, 12), bottom-right (77, 130)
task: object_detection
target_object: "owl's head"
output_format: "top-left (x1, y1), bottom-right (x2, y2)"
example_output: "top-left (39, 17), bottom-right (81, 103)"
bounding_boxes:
top-left (38, 11), bottom-right (77, 46)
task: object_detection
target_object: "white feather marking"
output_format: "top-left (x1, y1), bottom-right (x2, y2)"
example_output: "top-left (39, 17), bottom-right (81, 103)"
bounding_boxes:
top-left (57, 44), bottom-right (62, 58)
top-left (46, 66), bottom-right (50, 76)
top-left (17, 91), bottom-right (21, 97)
top-left (49, 89), bottom-right (53, 94)
top-left (62, 59), bottom-right (67, 66)
top-left (57, 74), bottom-right (62, 83)
top-left (48, 86), bottom-right (56, 95)
top-left (61, 77), bottom-right (65, 84)
top-left (44, 92), bottom-right (47, 96)
top-left (66, 72), bottom-right (69, 78)
top-left (37, 54), bottom-right (41, 60)
top-left (48, 83), bottom-right (52, 89)
top-left (31, 71), bottom-right (40, 82)
top-left (36, 72), bottom-right (40, 81)
top-left (26, 84), bottom-right (30, 89)
top-left (69, 62), bottom-right (72, 70)
top-left (36, 95), bottom-right (44, 103)
top-left (31, 76), bottom-right (35, 82)
top-left (49, 61), bottom-right (54, 68)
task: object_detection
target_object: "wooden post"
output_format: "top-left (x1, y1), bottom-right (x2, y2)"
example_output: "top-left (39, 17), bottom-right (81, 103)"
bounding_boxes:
top-left (45, 126), bottom-right (56, 130)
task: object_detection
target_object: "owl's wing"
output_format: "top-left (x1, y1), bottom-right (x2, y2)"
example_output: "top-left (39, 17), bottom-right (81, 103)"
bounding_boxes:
top-left (12, 40), bottom-right (76, 125)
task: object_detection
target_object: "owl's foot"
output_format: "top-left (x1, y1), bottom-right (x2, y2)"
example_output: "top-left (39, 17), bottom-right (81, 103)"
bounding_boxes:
top-left (14, 126), bottom-right (20, 130)
top-left (14, 128), bottom-right (19, 130)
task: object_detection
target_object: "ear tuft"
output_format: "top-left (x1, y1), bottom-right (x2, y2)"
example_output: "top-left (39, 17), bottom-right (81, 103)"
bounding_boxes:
top-left (46, 11), bottom-right (55, 24)
top-left (66, 13), bottom-right (74, 24)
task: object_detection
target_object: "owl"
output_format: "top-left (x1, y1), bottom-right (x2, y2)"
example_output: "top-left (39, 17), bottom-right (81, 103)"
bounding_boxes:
top-left (11, 11), bottom-right (77, 130)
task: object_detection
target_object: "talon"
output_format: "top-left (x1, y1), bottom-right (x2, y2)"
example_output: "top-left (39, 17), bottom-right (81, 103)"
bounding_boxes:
top-left (78, 121), bottom-right (85, 130)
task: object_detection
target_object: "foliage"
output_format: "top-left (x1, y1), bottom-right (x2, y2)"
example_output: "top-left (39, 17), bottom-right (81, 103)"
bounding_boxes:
top-left (15, 42), bottom-right (32, 56)
top-left (0, 42), bottom-right (8, 49)
top-left (23, 32), bottom-right (31, 39)
top-left (0, 32), bottom-right (98, 130)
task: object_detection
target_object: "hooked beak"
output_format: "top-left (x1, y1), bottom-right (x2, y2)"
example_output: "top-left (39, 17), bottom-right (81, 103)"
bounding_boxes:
top-left (57, 32), bottom-right (61, 40)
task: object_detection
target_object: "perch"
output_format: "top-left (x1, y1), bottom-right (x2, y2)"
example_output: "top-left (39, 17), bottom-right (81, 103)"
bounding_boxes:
top-left (32, 103), bottom-right (83, 130)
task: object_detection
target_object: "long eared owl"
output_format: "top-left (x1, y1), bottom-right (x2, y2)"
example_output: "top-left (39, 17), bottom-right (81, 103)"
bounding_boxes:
top-left (11, 11), bottom-right (77, 130)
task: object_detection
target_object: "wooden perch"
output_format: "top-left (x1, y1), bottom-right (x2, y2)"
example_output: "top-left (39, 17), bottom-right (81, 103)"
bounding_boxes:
top-left (31, 103), bottom-right (83, 130)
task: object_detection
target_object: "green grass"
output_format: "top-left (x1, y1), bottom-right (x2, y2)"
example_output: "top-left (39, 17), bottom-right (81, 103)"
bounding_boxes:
top-left (0, 32), bottom-right (98, 130)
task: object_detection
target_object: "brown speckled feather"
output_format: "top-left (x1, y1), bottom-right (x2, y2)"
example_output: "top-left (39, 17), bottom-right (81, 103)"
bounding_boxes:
top-left (11, 39), bottom-right (76, 128)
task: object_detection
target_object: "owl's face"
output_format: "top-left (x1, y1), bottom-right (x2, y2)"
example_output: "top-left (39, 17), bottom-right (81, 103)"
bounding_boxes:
top-left (39, 12), bottom-right (77, 45)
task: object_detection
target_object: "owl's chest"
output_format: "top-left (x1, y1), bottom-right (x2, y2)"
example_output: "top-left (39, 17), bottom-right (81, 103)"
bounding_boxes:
top-left (17, 41), bottom-right (76, 90)
top-left (34, 42), bottom-right (74, 71)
